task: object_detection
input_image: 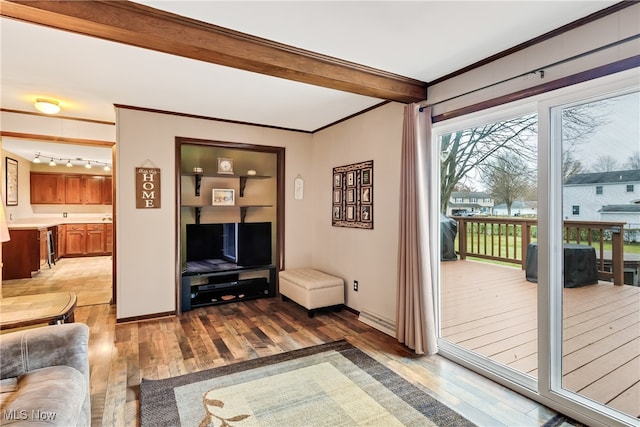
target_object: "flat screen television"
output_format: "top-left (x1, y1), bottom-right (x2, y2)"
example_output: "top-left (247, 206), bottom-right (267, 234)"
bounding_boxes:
top-left (186, 222), bottom-right (272, 268)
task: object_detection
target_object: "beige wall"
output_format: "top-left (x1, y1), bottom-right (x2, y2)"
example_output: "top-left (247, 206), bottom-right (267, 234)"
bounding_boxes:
top-left (429, 3), bottom-right (639, 116)
top-left (115, 108), bottom-right (314, 319)
top-left (311, 102), bottom-right (404, 330)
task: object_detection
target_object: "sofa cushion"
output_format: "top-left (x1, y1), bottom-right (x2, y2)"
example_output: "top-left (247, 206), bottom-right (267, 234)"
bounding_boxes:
top-left (0, 366), bottom-right (86, 426)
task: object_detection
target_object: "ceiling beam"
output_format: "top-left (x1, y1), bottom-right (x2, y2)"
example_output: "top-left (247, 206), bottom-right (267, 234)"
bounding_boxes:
top-left (1, 0), bottom-right (427, 103)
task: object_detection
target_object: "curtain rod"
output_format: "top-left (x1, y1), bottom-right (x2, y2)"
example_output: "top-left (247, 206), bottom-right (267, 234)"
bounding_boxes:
top-left (419, 33), bottom-right (640, 112)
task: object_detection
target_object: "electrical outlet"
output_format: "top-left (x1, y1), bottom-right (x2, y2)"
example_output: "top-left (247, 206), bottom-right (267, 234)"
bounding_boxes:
top-left (63, 212), bottom-right (68, 218)
top-left (353, 280), bottom-right (358, 292)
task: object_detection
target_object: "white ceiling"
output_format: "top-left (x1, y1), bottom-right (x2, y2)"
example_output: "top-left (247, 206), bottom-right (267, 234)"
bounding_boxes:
top-left (0, 1), bottom-right (619, 163)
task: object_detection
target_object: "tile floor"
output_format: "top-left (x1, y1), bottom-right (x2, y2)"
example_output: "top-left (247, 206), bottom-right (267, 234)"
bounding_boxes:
top-left (2, 256), bottom-right (112, 306)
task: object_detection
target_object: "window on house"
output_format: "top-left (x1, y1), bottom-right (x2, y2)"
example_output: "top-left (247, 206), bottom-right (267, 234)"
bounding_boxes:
top-left (454, 197), bottom-right (463, 203)
top-left (484, 198), bottom-right (492, 202)
top-left (572, 205), bottom-right (580, 215)
top-left (627, 184), bottom-right (634, 192)
top-left (469, 197), bottom-right (477, 203)
top-left (596, 186), bottom-right (603, 195)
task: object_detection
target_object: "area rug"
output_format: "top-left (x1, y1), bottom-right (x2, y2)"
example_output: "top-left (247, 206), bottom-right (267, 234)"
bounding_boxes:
top-left (140, 340), bottom-right (475, 426)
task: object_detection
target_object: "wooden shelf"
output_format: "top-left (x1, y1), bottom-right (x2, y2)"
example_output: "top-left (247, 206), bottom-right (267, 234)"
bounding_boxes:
top-left (182, 204), bottom-right (273, 223)
top-left (189, 173), bottom-right (270, 197)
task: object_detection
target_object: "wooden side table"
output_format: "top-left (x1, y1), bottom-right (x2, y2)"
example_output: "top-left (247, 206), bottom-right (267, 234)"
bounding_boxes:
top-left (0, 292), bottom-right (77, 330)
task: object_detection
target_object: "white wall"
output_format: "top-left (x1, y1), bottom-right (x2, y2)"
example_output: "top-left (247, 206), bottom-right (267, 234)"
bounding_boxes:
top-left (115, 108), bottom-right (313, 319)
top-left (311, 102), bottom-right (404, 329)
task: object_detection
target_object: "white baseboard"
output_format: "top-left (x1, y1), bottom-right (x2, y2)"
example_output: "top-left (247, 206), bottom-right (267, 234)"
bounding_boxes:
top-left (358, 310), bottom-right (396, 338)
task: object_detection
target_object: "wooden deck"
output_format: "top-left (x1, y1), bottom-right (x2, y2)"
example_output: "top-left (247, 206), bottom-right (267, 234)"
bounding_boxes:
top-left (441, 259), bottom-right (640, 418)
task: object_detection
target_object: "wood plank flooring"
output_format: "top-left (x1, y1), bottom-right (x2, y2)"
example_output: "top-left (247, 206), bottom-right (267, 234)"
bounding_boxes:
top-left (441, 259), bottom-right (640, 418)
top-left (75, 298), bottom-right (569, 427)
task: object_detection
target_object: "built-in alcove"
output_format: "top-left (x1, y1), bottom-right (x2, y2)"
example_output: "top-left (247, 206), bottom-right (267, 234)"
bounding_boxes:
top-left (175, 137), bottom-right (285, 313)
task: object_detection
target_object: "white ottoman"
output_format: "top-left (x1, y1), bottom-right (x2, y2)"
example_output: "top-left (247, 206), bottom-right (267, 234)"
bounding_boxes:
top-left (279, 268), bottom-right (345, 317)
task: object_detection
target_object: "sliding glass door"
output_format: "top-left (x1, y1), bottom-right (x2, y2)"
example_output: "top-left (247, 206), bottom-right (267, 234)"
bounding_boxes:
top-left (435, 70), bottom-right (639, 426)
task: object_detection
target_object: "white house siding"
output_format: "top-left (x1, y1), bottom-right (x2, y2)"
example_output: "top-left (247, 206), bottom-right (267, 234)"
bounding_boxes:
top-left (563, 181), bottom-right (639, 221)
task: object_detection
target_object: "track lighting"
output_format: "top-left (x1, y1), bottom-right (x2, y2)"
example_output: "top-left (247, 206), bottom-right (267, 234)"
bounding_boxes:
top-left (30, 152), bottom-right (111, 170)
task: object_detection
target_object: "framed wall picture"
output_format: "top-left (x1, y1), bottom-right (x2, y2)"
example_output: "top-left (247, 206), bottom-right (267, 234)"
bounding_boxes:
top-left (212, 188), bottom-right (235, 206)
top-left (5, 157), bottom-right (18, 206)
top-left (331, 160), bottom-right (373, 229)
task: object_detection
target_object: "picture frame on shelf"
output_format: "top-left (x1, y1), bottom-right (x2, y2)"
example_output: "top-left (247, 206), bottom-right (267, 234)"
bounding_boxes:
top-left (212, 188), bottom-right (235, 206)
top-left (217, 158), bottom-right (234, 174)
top-left (5, 157), bottom-right (18, 206)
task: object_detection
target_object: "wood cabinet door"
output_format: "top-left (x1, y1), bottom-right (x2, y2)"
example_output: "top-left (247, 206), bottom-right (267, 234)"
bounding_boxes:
top-left (65, 175), bottom-right (83, 204)
top-left (104, 223), bottom-right (113, 253)
top-left (86, 224), bottom-right (105, 254)
top-left (65, 224), bottom-right (86, 255)
top-left (57, 224), bottom-right (65, 258)
top-left (84, 176), bottom-right (104, 204)
top-left (39, 229), bottom-right (48, 268)
top-left (103, 176), bottom-right (113, 205)
top-left (30, 173), bottom-right (64, 204)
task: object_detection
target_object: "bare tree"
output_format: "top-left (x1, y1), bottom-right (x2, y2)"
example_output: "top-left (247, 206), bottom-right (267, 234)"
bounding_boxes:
top-left (440, 115), bottom-right (537, 213)
top-left (482, 153), bottom-right (534, 215)
top-left (440, 101), bottom-right (611, 214)
top-left (592, 155), bottom-right (620, 172)
top-left (624, 151), bottom-right (640, 170)
top-left (562, 151), bottom-right (586, 181)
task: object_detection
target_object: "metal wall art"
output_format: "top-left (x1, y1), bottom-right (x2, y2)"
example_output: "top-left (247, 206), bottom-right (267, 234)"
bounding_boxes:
top-left (332, 160), bottom-right (373, 229)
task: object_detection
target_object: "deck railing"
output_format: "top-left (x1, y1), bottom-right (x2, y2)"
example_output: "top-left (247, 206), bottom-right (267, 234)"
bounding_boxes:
top-left (453, 217), bottom-right (625, 285)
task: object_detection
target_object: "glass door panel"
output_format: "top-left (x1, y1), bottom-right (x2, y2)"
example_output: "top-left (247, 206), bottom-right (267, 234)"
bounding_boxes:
top-left (558, 91), bottom-right (640, 418)
top-left (439, 112), bottom-right (539, 382)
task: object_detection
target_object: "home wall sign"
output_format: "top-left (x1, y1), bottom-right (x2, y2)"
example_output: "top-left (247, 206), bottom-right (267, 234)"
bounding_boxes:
top-left (135, 166), bottom-right (161, 208)
top-left (332, 160), bottom-right (373, 229)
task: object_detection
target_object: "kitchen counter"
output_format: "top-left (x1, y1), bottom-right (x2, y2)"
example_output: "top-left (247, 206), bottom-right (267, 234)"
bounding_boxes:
top-left (8, 218), bottom-right (112, 230)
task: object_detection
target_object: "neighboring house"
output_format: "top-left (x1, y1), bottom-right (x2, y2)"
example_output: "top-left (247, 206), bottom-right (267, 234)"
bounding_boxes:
top-left (492, 201), bottom-right (538, 217)
top-left (598, 204), bottom-right (640, 242)
top-left (447, 191), bottom-right (494, 216)
top-left (563, 170), bottom-right (640, 223)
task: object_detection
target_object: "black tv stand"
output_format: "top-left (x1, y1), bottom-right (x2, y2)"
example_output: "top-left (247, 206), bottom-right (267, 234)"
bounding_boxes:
top-left (181, 261), bottom-right (276, 311)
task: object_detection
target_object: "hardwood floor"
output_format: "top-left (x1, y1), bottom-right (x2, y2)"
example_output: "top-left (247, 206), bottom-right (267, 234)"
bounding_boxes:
top-left (76, 298), bottom-right (568, 427)
top-left (2, 256), bottom-right (112, 306)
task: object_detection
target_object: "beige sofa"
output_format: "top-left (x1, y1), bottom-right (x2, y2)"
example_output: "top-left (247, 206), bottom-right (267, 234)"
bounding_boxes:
top-left (0, 323), bottom-right (90, 426)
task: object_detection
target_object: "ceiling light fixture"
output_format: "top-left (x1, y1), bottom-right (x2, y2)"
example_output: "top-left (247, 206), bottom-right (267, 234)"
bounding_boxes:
top-left (30, 152), bottom-right (111, 170)
top-left (34, 98), bottom-right (61, 114)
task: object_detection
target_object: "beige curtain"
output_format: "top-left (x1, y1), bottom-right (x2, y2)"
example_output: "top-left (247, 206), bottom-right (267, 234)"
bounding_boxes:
top-left (396, 103), bottom-right (438, 355)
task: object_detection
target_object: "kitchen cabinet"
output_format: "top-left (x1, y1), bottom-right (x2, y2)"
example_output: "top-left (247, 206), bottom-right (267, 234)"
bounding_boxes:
top-left (63, 223), bottom-right (111, 256)
top-left (86, 224), bottom-right (105, 254)
top-left (84, 176), bottom-right (105, 204)
top-left (1, 227), bottom-right (51, 280)
top-left (65, 224), bottom-right (86, 255)
top-left (56, 224), bottom-right (65, 259)
top-left (30, 172), bottom-right (112, 205)
top-left (30, 173), bottom-right (65, 204)
top-left (103, 176), bottom-right (113, 205)
top-left (105, 223), bottom-right (113, 253)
